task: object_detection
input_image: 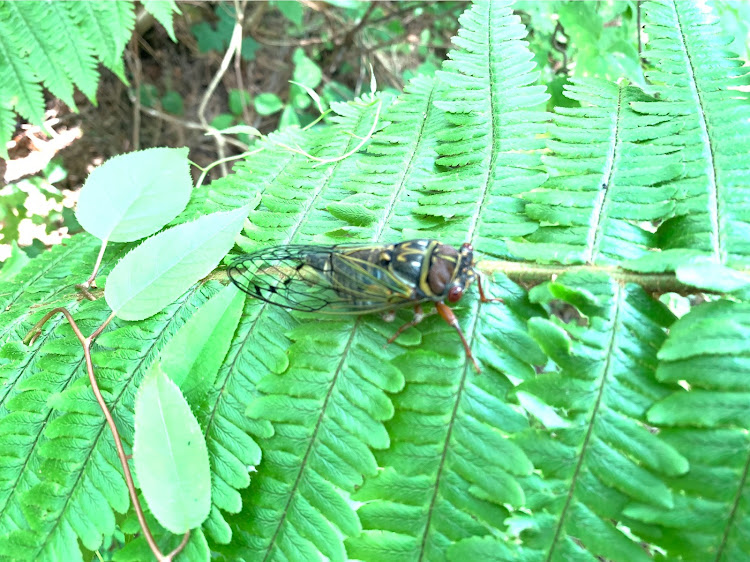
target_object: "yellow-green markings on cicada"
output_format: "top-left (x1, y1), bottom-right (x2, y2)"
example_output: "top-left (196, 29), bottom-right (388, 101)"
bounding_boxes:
top-left (227, 239), bottom-right (502, 372)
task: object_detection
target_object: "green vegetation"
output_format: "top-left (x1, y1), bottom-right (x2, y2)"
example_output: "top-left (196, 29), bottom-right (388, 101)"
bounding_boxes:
top-left (0, 1), bottom-right (749, 561)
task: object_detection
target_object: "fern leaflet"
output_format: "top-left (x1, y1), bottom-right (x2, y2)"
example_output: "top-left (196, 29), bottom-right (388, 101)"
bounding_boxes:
top-left (638, 0), bottom-right (750, 266)
top-left (512, 78), bottom-right (682, 265)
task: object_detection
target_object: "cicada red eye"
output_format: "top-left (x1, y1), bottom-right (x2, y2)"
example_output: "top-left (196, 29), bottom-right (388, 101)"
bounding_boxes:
top-left (448, 285), bottom-right (463, 303)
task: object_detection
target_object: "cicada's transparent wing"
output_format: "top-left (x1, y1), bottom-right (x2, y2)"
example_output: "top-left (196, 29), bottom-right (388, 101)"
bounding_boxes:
top-left (228, 244), bottom-right (418, 314)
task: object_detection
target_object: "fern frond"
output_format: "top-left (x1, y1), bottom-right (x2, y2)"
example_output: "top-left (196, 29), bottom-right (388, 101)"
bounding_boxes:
top-left (621, 300), bottom-right (750, 560)
top-left (346, 276), bottom-right (543, 561)
top-left (227, 96), bottom-right (390, 251)
top-left (328, 75), bottom-right (447, 242)
top-left (0, 299), bottom-right (118, 556)
top-left (511, 78), bottom-right (682, 265)
top-left (76, 1), bottom-right (135, 82)
top-left (0, 236), bottom-right (118, 345)
top-left (220, 317), bottom-right (396, 561)
top-left (176, 129), bottom-right (306, 225)
top-left (1, 2), bottom-right (76, 108)
top-left (638, 0), bottom-right (750, 266)
top-left (200, 96), bottom-right (406, 552)
top-left (51, 2), bottom-right (100, 102)
top-left (0, 0), bottom-right (140, 152)
top-left (414, 0), bottom-right (549, 256)
top-left (508, 273), bottom-right (688, 561)
top-left (0, 286), bottom-right (210, 560)
top-left (196, 297), bottom-right (282, 544)
top-left (210, 92), bottom-right (451, 557)
top-left (0, 4), bottom-right (45, 125)
top-left (141, 0), bottom-right (179, 43)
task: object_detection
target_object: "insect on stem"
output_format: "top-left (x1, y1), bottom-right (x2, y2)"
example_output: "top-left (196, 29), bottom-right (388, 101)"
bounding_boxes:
top-left (229, 239), bottom-right (501, 373)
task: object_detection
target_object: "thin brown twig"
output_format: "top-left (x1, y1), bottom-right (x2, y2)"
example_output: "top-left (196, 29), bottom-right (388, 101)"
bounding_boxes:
top-left (128, 102), bottom-right (251, 152)
top-left (24, 308), bottom-right (190, 561)
top-left (197, 0), bottom-right (248, 176)
top-left (233, 19), bottom-right (251, 124)
top-left (342, 1), bottom-right (377, 45)
top-left (166, 531), bottom-right (191, 560)
top-left (637, 0), bottom-right (643, 58)
top-left (129, 35), bottom-right (142, 151)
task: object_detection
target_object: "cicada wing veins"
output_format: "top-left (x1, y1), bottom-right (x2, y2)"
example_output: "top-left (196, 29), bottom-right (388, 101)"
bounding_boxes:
top-left (228, 244), bottom-right (418, 314)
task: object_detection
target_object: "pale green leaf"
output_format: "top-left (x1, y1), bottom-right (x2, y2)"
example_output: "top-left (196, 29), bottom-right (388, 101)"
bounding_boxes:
top-left (133, 364), bottom-right (211, 534)
top-left (105, 206), bottom-right (249, 321)
top-left (157, 283), bottom-right (245, 404)
top-left (75, 147), bottom-right (193, 243)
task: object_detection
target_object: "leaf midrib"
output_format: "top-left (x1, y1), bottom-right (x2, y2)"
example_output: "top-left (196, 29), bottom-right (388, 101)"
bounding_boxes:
top-left (261, 319), bottom-right (360, 562)
top-left (585, 84), bottom-right (622, 264)
top-left (545, 282), bottom-right (622, 561)
top-left (671, 2), bottom-right (723, 262)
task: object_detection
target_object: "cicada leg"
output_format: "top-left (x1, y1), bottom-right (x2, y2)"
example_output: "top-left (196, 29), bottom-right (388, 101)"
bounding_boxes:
top-left (381, 310), bottom-right (397, 323)
top-left (386, 304), bottom-right (436, 345)
top-left (436, 301), bottom-right (481, 373)
top-left (477, 274), bottom-right (503, 304)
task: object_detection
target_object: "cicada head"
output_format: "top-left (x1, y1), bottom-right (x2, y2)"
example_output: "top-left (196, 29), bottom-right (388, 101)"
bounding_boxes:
top-left (427, 242), bottom-right (476, 303)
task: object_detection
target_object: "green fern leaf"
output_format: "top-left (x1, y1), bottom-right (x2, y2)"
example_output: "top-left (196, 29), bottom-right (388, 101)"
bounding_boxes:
top-left (0, 286), bottom-right (209, 559)
top-left (637, 0), bottom-right (750, 266)
top-left (0, 5), bottom-right (45, 125)
top-left (142, 0), bottom-right (180, 43)
top-left (77, 1), bottom-right (135, 83)
top-left (618, 300), bottom-right (750, 560)
top-left (216, 3), bottom-right (552, 558)
top-left (2, 2), bottom-right (76, 109)
top-left (47, 2), bottom-right (100, 103)
top-left (511, 78), bottom-right (682, 265)
top-left (508, 272), bottom-right (689, 562)
top-left (177, 130), bottom-right (303, 225)
top-left (199, 96), bottom-right (396, 552)
top-left (329, 75), bottom-right (448, 241)
top-left (214, 63), bottom-right (537, 559)
top-left (211, 95), bottom-right (419, 559)
top-left (346, 276), bottom-right (542, 562)
top-left (415, 0), bottom-right (549, 257)
top-left (0, 299), bottom-right (118, 551)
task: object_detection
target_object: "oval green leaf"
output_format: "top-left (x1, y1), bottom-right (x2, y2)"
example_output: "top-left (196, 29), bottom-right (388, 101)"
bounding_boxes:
top-left (75, 147), bottom-right (192, 243)
top-left (158, 283), bottom-right (245, 404)
top-left (105, 206), bottom-right (249, 321)
top-left (254, 92), bottom-right (284, 116)
top-left (133, 364), bottom-right (211, 534)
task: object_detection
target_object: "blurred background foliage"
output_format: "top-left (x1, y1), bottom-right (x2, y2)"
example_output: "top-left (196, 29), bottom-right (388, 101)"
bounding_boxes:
top-left (1, 0), bottom-right (748, 269)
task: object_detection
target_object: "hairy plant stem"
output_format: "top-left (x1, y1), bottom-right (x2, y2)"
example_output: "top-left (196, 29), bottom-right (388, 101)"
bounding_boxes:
top-left (25, 308), bottom-right (189, 562)
top-left (76, 238), bottom-right (109, 300)
top-left (476, 260), bottom-right (703, 295)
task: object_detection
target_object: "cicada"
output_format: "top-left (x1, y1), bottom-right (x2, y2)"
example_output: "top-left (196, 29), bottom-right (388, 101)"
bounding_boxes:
top-left (227, 239), bottom-right (500, 372)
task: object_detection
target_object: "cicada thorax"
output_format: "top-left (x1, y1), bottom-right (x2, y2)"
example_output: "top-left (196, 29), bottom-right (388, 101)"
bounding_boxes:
top-left (388, 239), bottom-right (476, 300)
top-left (327, 239), bottom-right (477, 304)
